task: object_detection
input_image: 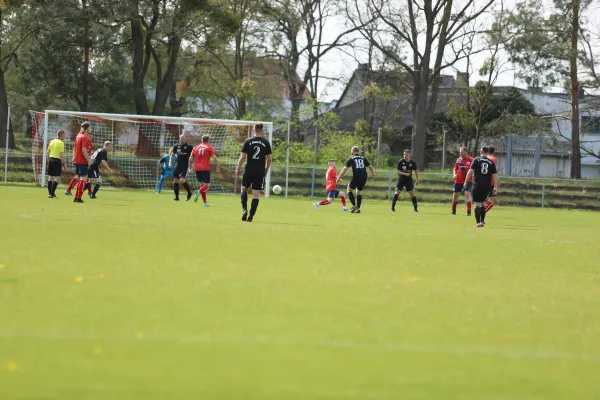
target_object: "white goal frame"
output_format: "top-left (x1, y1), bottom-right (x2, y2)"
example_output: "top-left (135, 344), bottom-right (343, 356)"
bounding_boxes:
top-left (36, 110), bottom-right (274, 196)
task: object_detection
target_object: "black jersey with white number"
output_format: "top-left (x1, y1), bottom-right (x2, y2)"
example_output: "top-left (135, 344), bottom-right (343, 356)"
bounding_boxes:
top-left (172, 143), bottom-right (193, 167)
top-left (470, 156), bottom-right (497, 186)
top-left (91, 148), bottom-right (107, 166)
top-left (241, 136), bottom-right (272, 167)
top-left (345, 154), bottom-right (371, 177)
top-left (397, 159), bottom-right (418, 178)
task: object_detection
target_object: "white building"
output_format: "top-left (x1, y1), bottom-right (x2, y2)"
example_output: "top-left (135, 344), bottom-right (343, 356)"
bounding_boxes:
top-left (519, 89), bottom-right (600, 178)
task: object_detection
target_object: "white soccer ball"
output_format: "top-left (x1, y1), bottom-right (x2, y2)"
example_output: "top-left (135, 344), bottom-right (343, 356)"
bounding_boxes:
top-left (272, 185), bottom-right (282, 195)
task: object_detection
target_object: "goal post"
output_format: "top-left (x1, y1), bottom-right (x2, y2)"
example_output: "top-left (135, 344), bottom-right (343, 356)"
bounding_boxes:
top-left (30, 110), bottom-right (274, 196)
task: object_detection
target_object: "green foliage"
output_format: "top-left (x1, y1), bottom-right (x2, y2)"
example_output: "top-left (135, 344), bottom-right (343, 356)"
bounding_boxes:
top-left (504, 0), bottom-right (592, 88)
top-left (318, 131), bottom-right (375, 165)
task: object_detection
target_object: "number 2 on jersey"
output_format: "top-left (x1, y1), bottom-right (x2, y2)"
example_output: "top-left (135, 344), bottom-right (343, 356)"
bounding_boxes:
top-left (252, 146), bottom-right (261, 160)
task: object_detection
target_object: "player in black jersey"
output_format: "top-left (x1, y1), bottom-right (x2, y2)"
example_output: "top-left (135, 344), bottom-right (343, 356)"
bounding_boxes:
top-left (169, 134), bottom-right (194, 201)
top-left (464, 146), bottom-right (498, 227)
top-left (236, 123), bottom-right (273, 222)
top-left (87, 141), bottom-right (113, 199)
top-left (336, 146), bottom-right (376, 213)
top-left (391, 150), bottom-right (420, 213)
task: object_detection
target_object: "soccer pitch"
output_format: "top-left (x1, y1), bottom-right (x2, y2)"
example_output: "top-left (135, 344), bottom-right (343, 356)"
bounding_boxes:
top-left (0, 186), bottom-right (599, 399)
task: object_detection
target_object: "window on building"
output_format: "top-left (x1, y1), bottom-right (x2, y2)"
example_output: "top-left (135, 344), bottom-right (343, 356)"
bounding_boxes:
top-left (581, 115), bottom-right (600, 133)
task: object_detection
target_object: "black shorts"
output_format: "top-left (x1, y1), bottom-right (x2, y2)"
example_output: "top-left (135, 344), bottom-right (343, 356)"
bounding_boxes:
top-left (47, 158), bottom-right (62, 177)
top-left (395, 178), bottom-right (414, 192)
top-left (88, 165), bottom-right (101, 179)
top-left (173, 165), bottom-right (188, 179)
top-left (242, 167), bottom-right (265, 191)
top-left (348, 175), bottom-right (367, 191)
top-left (195, 170), bottom-right (211, 183)
top-left (74, 163), bottom-right (88, 177)
top-left (473, 185), bottom-right (492, 203)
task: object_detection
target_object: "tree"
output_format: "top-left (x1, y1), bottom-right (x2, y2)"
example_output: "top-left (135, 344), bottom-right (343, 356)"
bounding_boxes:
top-left (10, 0), bottom-right (132, 112)
top-left (0, 0), bottom-right (44, 149)
top-left (504, 0), bottom-right (591, 178)
top-left (347, 0), bottom-right (495, 168)
top-left (262, 0), bottom-right (364, 142)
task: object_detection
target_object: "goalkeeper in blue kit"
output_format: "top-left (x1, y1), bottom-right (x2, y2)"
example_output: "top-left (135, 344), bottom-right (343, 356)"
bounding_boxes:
top-left (156, 153), bottom-right (178, 193)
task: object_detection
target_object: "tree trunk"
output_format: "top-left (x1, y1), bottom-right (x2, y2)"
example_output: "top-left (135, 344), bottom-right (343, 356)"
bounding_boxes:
top-left (130, 16), bottom-right (150, 115)
top-left (411, 86), bottom-right (428, 168)
top-left (82, 0), bottom-right (89, 111)
top-left (235, 32), bottom-right (247, 119)
top-left (168, 81), bottom-right (182, 117)
top-left (152, 34), bottom-right (182, 115)
top-left (0, 70), bottom-right (15, 150)
top-left (570, 0), bottom-right (582, 179)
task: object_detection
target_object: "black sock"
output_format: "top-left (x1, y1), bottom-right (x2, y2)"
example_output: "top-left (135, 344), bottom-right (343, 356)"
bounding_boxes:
top-left (249, 198), bottom-right (259, 217)
top-left (392, 194), bottom-right (399, 208)
top-left (174, 183), bottom-right (180, 199)
top-left (357, 194), bottom-right (362, 209)
top-left (183, 182), bottom-right (192, 195)
top-left (241, 191), bottom-right (248, 211)
top-left (47, 182), bottom-right (52, 195)
top-left (52, 181), bottom-right (59, 195)
top-left (412, 196), bottom-right (418, 211)
top-left (348, 192), bottom-right (356, 206)
top-left (480, 206), bottom-right (486, 223)
top-left (92, 183), bottom-right (101, 196)
top-left (475, 206), bottom-right (481, 223)
top-left (84, 181), bottom-right (90, 191)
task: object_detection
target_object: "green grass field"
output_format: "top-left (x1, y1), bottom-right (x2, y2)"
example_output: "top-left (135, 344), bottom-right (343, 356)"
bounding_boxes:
top-left (1, 186), bottom-right (599, 399)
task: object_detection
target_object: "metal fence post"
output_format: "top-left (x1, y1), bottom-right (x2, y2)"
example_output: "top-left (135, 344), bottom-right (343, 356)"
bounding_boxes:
top-left (311, 167), bottom-right (316, 197)
top-left (541, 178), bottom-right (546, 208)
top-left (388, 171), bottom-right (393, 200)
top-left (506, 135), bottom-right (513, 176)
top-left (3, 107), bottom-right (9, 184)
top-left (534, 136), bottom-right (542, 177)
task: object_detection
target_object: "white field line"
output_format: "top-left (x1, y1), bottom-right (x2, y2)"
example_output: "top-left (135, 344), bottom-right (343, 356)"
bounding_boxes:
top-left (0, 332), bottom-right (598, 364)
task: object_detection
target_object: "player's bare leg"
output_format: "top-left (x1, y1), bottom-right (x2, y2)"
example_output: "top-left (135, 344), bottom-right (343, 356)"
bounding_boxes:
top-left (409, 190), bottom-right (418, 213)
top-left (241, 186), bottom-right (249, 220)
top-left (451, 191), bottom-right (460, 215)
top-left (247, 189), bottom-right (261, 222)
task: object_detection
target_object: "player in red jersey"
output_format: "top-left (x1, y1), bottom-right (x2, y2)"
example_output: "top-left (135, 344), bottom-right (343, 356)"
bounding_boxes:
top-left (452, 147), bottom-right (474, 215)
top-left (189, 135), bottom-right (220, 207)
top-left (313, 160), bottom-right (348, 211)
top-left (485, 145), bottom-right (498, 212)
top-left (70, 121), bottom-right (92, 203)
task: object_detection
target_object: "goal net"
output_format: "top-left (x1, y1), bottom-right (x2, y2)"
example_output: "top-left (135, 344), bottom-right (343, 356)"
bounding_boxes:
top-left (30, 110), bottom-right (273, 195)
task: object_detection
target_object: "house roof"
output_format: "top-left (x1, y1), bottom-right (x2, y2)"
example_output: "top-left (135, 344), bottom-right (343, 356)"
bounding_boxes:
top-left (336, 64), bottom-right (457, 109)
